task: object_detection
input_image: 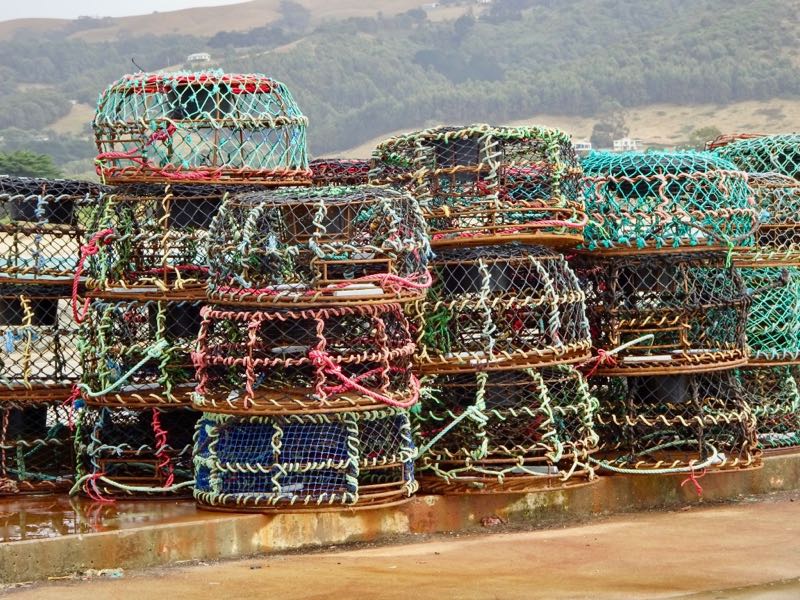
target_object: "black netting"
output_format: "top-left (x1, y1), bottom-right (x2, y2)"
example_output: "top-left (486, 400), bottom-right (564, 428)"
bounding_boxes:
top-left (206, 185), bottom-right (430, 306)
top-left (371, 124), bottom-right (585, 247)
top-left (79, 299), bottom-right (203, 407)
top-left (75, 406), bottom-right (198, 498)
top-left (193, 303), bottom-right (417, 414)
top-left (592, 372), bottom-right (759, 472)
top-left (413, 244), bottom-right (591, 372)
top-left (0, 400), bottom-right (74, 495)
top-left (414, 366), bottom-right (598, 492)
top-left (571, 251), bottom-right (748, 374)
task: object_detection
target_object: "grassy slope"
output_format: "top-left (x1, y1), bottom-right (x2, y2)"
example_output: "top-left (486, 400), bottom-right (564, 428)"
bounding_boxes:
top-left (336, 99), bottom-right (800, 158)
top-left (0, 0), bottom-right (446, 41)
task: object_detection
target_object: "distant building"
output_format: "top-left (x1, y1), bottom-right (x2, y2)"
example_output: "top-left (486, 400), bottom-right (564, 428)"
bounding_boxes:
top-left (187, 52), bottom-right (211, 64)
top-left (573, 139), bottom-right (592, 154)
top-left (613, 137), bottom-right (641, 152)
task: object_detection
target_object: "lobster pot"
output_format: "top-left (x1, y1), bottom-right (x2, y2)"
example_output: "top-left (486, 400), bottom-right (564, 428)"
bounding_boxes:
top-left (93, 71), bottom-right (310, 186)
top-left (0, 399), bottom-right (74, 495)
top-left (193, 407), bottom-right (417, 511)
top-left (75, 405), bottom-right (198, 499)
top-left (415, 366), bottom-right (598, 494)
top-left (79, 298), bottom-right (203, 407)
top-left (310, 159), bottom-right (370, 186)
top-left (206, 186), bottom-right (430, 307)
top-left (571, 251), bottom-right (748, 375)
top-left (592, 371), bottom-right (759, 472)
top-left (370, 124), bottom-right (586, 247)
top-left (711, 133), bottom-right (800, 179)
top-left (193, 303), bottom-right (417, 414)
top-left (0, 177), bottom-right (106, 285)
top-left (733, 174), bottom-right (800, 266)
top-left (739, 366), bottom-right (800, 452)
top-left (741, 267), bottom-right (800, 364)
top-left (412, 244), bottom-right (591, 374)
top-left (0, 287), bottom-right (79, 401)
top-left (580, 151), bottom-right (756, 253)
top-left (84, 183), bottom-right (249, 298)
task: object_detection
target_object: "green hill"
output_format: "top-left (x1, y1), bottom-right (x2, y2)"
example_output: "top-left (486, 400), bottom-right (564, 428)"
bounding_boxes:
top-left (0, 0), bottom-right (797, 177)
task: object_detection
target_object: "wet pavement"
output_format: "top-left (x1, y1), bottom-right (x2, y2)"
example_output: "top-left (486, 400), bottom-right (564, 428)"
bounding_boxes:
top-left (5, 493), bottom-right (800, 599)
top-left (0, 496), bottom-right (203, 543)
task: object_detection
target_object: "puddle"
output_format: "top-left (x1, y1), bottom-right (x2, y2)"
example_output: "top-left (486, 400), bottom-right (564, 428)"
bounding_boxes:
top-left (0, 495), bottom-right (200, 542)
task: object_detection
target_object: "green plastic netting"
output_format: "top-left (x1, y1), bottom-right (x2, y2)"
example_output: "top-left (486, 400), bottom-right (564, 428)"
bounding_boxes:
top-left (741, 267), bottom-right (800, 364)
top-left (738, 366), bottom-right (800, 452)
top-left (713, 133), bottom-right (800, 179)
top-left (580, 151), bottom-right (756, 252)
top-left (93, 71), bottom-right (310, 186)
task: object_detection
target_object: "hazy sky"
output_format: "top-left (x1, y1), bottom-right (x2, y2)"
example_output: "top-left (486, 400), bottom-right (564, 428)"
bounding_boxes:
top-left (0, 0), bottom-right (246, 21)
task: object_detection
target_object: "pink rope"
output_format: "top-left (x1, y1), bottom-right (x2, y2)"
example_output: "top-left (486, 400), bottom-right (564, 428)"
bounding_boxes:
top-left (308, 349), bottom-right (419, 408)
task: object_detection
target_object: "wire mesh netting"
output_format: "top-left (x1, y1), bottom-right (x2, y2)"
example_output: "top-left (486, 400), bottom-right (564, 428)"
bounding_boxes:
top-left (206, 186), bottom-right (430, 307)
top-left (0, 286), bottom-right (80, 401)
top-left (75, 406), bottom-right (197, 499)
top-left (414, 366), bottom-right (598, 493)
top-left (79, 299), bottom-right (203, 407)
top-left (741, 267), bottom-right (800, 364)
top-left (84, 183), bottom-right (251, 298)
top-left (580, 151), bottom-right (757, 253)
top-left (193, 407), bottom-right (417, 510)
top-left (570, 251), bottom-right (748, 375)
top-left (731, 173), bottom-right (800, 266)
top-left (370, 124), bottom-right (586, 247)
top-left (412, 244), bottom-right (591, 373)
top-left (0, 177), bottom-right (107, 285)
top-left (0, 399), bottom-right (74, 495)
top-left (310, 159), bottom-right (370, 186)
top-left (193, 303), bottom-right (418, 414)
top-left (711, 133), bottom-right (800, 179)
top-left (93, 71), bottom-right (311, 186)
top-left (592, 371), bottom-right (759, 472)
top-left (738, 366), bottom-right (800, 452)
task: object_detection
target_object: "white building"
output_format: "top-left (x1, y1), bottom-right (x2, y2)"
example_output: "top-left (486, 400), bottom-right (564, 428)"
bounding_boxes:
top-left (613, 137), bottom-right (641, 152)
top-left (573, 139), bottom-right (592, 153)
top-left (187, 52), bottom-right (211, 64)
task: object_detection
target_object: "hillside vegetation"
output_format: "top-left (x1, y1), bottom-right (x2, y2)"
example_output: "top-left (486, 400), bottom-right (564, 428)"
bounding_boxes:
top-left (0, 0), bottom-right (797, 177)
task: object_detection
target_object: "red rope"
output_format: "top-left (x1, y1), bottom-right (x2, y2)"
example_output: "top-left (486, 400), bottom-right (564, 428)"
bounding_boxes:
top-left (581, 349), bottom-right (618, 379)
top-left (72, 228), bottom-right (115, 324)
top-left (61, 384), bottom-right (82, 431)
top-left (151, 410), bottom-right (175, 489)
top-left (680, 468), bottom-right (706, 497)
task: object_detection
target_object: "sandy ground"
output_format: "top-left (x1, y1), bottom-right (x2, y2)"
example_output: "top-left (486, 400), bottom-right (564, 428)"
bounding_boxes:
top-left (5, 493), bottom-right (800, 600)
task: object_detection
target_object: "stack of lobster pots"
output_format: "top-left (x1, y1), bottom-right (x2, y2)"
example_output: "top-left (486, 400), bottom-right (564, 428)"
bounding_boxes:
top-left (0, 176), bottom-right (105, 495)
top-left (191, 184), bottom-right (430, 511)
top-left (72, 71), bottom-right (311, 500)
top-left (710, 133), bottom-right (800, 454)
top-left (371, 125), bottom-right (601, 493)
top-left (570, 151), bottom-right (762, 477)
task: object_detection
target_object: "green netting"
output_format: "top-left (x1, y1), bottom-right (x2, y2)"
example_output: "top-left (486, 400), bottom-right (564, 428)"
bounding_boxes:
top-left (741, 267), bottom-right (800, 363)
top-left (738, 366), bottom-right (800, 451)
top-left (713, 134), bottom-right (800, 179)
top-left (580, 151), bottom-right (756, 252)
top-left (93, 70), bottom-right (310, 185)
